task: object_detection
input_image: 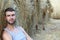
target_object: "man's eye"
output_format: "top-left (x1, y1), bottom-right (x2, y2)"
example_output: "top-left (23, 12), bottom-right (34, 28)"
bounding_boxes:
top-left (7, 15), bottom-right (10, 16)
top-left (12, 14), bottom-right (15, 16)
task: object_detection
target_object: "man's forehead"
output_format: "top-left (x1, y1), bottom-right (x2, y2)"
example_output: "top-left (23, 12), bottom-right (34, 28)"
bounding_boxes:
top-left (6, 11), bottom-right (15, 15)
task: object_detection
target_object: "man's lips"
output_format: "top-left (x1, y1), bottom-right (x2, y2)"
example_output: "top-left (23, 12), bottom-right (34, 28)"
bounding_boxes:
top-left (10, 18), bottom-right (14, 21)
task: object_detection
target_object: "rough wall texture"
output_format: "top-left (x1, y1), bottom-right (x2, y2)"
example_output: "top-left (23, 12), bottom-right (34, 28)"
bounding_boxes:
top-left (0, 0), bottom-right (53, 39)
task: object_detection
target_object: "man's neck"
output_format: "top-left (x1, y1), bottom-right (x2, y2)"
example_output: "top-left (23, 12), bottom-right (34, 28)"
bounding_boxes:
top-left (6, 24), bottom-right (15, 31)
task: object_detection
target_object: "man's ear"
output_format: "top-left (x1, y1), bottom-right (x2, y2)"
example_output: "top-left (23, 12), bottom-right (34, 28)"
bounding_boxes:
top-left (4, 16), bottom-right (6, 21)
top-left (4, 17), bottom-right (7, 25)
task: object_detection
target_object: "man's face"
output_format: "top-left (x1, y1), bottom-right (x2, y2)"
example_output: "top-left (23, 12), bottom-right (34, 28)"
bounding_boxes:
top-left (5, 11), bottom-right (16, 25)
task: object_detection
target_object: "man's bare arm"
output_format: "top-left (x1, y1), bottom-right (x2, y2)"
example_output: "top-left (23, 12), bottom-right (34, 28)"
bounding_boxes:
top-left (2, 31), bottom-right (12, 40)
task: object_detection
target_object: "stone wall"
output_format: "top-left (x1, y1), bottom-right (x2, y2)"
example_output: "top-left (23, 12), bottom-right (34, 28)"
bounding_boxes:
top-left (0, 0), bottom-right (53, 39)
top-left (50, 0), bottom-right (60, 19)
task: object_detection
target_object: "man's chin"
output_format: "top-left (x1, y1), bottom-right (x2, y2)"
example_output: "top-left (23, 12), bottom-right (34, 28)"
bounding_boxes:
top-left (8, 22), bottom-right (15, 25)
top-left (7, 21), bottom-right (16, 25)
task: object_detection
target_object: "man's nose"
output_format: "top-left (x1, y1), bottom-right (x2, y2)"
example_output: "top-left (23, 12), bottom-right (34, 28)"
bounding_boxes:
top-left (10, 16), bottom-right (13, 18)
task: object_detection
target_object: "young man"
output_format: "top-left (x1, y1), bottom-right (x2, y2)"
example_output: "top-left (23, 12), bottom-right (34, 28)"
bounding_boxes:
top-left (2, 8), bottom-right (33, 40)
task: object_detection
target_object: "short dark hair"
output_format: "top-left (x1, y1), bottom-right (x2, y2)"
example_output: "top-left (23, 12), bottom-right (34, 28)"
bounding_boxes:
top-left (4, 7), bottom-right (15, 16)
top-left (5, 8), bottom-right (15, 13)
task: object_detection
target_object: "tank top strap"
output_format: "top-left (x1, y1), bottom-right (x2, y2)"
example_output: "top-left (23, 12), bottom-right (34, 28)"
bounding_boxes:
top-left (4, 28), bottom-right (13, 40)
top-left (15, 26), bottom-right (22, 31)
top-left (4, 28), bottom-right (12, 34)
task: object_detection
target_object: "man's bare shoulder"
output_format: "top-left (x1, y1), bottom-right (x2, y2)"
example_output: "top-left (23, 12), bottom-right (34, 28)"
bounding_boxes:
top-left (2, 31), bottom-right (12, 40)
top-left (3, 31), bottom-right (9, 37)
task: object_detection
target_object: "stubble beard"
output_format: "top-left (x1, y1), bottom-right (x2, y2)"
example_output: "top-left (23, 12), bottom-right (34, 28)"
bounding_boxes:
top-left (6, 20), bottom-right (16, 25)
